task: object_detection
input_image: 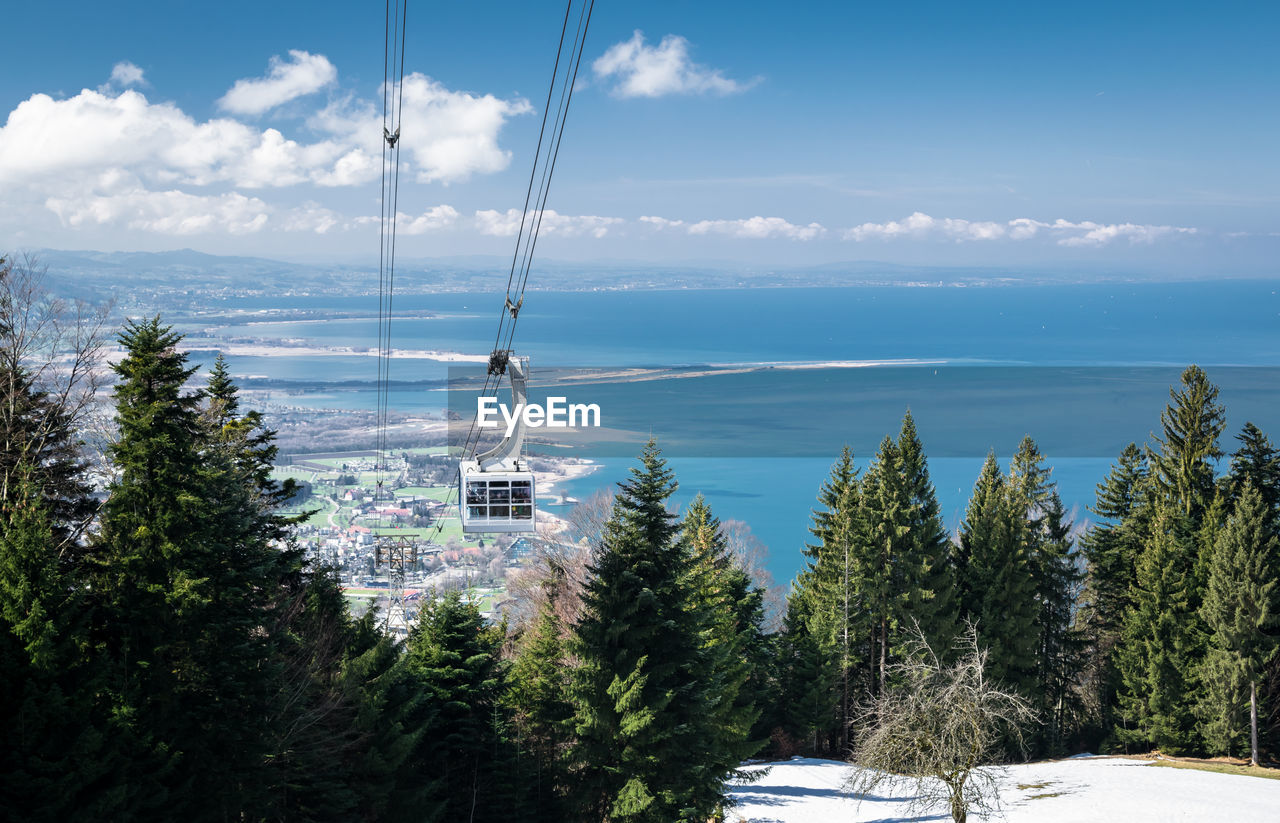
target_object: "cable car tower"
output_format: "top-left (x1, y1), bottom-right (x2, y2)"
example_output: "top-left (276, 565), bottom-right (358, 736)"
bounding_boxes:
top-left (372, 0), bottom-right (418, 632)
top-left (377, 535), bottom-right (418, 632)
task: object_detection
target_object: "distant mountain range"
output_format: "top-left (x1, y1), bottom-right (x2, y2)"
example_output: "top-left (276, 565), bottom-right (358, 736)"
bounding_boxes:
top-left (30, 247), bottom-right (1253, 307)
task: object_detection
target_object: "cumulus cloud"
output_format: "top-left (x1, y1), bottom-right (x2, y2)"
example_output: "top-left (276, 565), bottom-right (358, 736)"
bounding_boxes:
top-left (218, 50), bottom-right (337, 115)
top-left (309, 74), bottom-right (531, 185)
top-left (687, 216), bottom-right (825, 240)
top-left (844, 212), bottom-right (1196, 246)
top-left (475, 208), bottom-right (621, 238)
top-left (109, 61), bottom-right (146, 88)
top-left (0, 88), bottom-right (347, 189)
top-left (45, 186), bottom-right (269, 235)
top-left (0, 61), bottom-right (532, 235)
top-left (593, 31), bottom-right (755, 98)
top-left (355, 204), bottom-right (463, 234)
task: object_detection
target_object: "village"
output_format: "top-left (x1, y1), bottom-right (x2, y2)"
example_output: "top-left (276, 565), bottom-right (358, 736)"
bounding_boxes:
top-left (272, 447), bottom-right (590, 619)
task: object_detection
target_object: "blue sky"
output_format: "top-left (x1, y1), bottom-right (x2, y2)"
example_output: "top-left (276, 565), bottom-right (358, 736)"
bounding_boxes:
top-left (1, 0), bottom-right (1277, 272)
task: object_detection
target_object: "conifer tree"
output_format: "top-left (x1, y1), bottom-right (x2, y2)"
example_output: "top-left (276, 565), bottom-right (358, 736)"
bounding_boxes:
top-left (567, 441), bottom-right (721, 822)
top-left (1008, 436), bottom-right (1081, 753)
top-left (1152, 365), bottom-right (1226, 523)
top-left (0, 471), bottom-right (120, 819)
top-left (406, 589), bottom-right (518, 823)
top-left (93, 318), bottom-right (298, 818)
top-left (774, 593), bottom-right (836, 754)
top-left (859, 437), bottom-right (903, 695)
top-left (1228, 423), bottom-right (1280, 527)
top-left (683, 495), bottom-right (768, 766)
top-left (507, 589), bottom-right (573, 821)
top-left (799, 447), bottom-right (863, 750)
top-left (895, 412), bottom-right (958, 652)
top-left (957, 453), bottom-right (1037, 693)
top-left (1079, 443), bottom-right (1152, 747)
top-left (1200, 482), bottom-right (1279, 764)
top-left (1116, 504), bottom-right (1200, 754)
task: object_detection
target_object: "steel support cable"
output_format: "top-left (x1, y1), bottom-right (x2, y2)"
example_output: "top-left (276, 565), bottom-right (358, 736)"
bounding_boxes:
top-left (501, 0), bottom-right (593, 359)
top-left (434, 0), bottom-right (594, 539)
top-left (459, 0), bottom-right (592, 463)
top-left (375, 0), bottom-right (409, 536)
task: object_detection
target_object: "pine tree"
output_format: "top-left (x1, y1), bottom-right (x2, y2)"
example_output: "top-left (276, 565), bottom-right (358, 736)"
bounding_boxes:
top-left (0, 471), bottom-right (121, 819)
top-left (1228, 423), bottom-right (1280, 527)
top-left (1008, 436), bottom-right (1081, 754)
top-left (92, 318), bottom-right (299, 818)
top-left (567, 441), bottom-right (721, 822)
top-left (1116, 504), bottom-right (1200, 754)
top-left (895, 412), bottom-right (958, 653)
top-left (683, 495), bottom-right (768, 767)
top-left (774, 593), bottom-right (836, 754)
top-left (405, 589), bottom-right (518, 823)
top-left (1200, 481), bottom-right (1279, 764)
top-left (958, 452), bottom-right (1037, 692)
top-left (507, 589), bottom-right (573, 821)
top-left (1152, 365), bottom-right (1226, 523)
top-left (1080, 444), bottom-right (1155, 749)
top-left (859, 437), bottom-right (903, 696)
top-left (799, 447), bottom-right (863, 750)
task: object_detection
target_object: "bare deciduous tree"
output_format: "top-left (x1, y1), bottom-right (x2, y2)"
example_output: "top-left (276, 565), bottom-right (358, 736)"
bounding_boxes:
top-left (0, 253), bottom-right (111, 544)
top-left (847, 623), bottom-right (1038, 823)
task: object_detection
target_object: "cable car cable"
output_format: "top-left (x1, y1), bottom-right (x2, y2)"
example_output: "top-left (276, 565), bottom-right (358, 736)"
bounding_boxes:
top-left (433, 0), bottom-right (594, 538)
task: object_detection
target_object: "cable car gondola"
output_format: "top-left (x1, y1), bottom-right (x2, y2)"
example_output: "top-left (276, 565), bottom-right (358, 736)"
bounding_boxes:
top-left (458, 354), bottom-right (536, 534)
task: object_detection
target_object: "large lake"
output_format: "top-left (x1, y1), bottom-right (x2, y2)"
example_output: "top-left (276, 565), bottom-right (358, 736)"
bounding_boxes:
top-left (191, 281), bottom-right (1280, 589)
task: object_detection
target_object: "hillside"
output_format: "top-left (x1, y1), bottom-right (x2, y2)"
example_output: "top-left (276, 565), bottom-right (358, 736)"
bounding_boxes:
top-left (728, 756), bottom-right (1280, 822)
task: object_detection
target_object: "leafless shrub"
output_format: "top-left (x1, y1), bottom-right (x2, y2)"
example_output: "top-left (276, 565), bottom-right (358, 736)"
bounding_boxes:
top-left (846, 623), bottom-right (1038, 823)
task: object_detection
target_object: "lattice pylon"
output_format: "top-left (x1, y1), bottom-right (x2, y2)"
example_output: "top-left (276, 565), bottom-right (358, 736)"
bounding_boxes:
top-left (376, 535), bottom-right (419, 632)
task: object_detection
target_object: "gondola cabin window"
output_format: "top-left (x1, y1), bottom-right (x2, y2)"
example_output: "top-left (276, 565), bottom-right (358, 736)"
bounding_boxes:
top-left (460, 470), bottom-right (535, 533)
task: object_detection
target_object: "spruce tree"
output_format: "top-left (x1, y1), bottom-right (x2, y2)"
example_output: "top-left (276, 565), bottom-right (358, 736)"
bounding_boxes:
top-left (405, 589), bottom-right (518, 823)
top-left (1117, 504), bottom-right (1200, 754)
top-left (507, 590), bottom-right (572, 822)
top-left (958, 452), bottom-right (1037, 693)
top-left (0, 471), bottom-right (120, 819)
top-left (567, 441), bottom-right (720, 822)
top-left (683, 495), bottom-right (768, 766)
top-left (1151, 365), bottom-right (1226, 523)
top-left (1079, 444), bottom-right (1152, 747)
top-left (774, 593), bottom-right (836, 754)
top-left (799, 447), bottom-right (863, 750)
top-left (1200, 481), bottom-right (1279, 764)
top-left (859, 437), bottom-right (903, 695)
top-left (1008, 436), bottom-right (1081, 754)
top-left (895, 412), bottom-right (958, 653)
top-left (93, 318), bottom-right (299, 818)
top-left (1228, 423), bottom-right (1280, 527)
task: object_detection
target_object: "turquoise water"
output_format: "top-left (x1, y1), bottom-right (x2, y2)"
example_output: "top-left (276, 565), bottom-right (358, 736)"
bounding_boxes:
top-left (549, 455), bottom-right (1117, 590)
top-left (197, 282), bottom-right (1280, 587)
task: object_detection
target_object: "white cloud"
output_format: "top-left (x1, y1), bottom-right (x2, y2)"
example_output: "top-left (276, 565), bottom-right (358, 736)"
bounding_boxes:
top-left (844, 212), bottom-right (1196, 246)
top-left (1051, 219), bottom-right (1196, 247)
top-left (309, 74), bottom-right (532, 185)
top-left (593, 31), bottom-right (755, 98)
top-left (687, 216), bottom-right (825, 240)
top-left (45, 186), bottom-right (269, 235)
top-left (639, 215), bottom-right (684, 229)
top-left (475, 208), bottom-right (621, 238)
top-left (109, 61), bottom-right (145, 88)
top-left (0, 63), bottom-right (532, 236)
top-left (399, 205), bottom-right (461, 234)
top-left (280, 202), bottom-right (344, 234)
top-left (0, 88), bottom-right (347, 189)
top-left (218, 50), bottom-right (337, 115)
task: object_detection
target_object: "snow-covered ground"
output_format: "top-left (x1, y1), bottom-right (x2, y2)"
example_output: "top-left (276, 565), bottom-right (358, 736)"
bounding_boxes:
top-left (727, 756), bottom-right (1280, 822)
